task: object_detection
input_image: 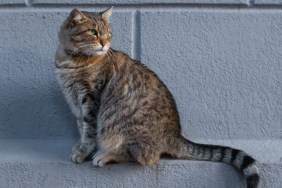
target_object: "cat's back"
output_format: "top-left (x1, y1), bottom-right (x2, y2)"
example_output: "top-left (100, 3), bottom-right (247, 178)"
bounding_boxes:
top-left (106, 50), bottom-right (160, 95)
top-left (110, 49), bottom-right (160, 85)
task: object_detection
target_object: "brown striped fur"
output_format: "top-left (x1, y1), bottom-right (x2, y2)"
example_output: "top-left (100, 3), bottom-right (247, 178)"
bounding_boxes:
top-left (55, 8), bottom-right (260, 188)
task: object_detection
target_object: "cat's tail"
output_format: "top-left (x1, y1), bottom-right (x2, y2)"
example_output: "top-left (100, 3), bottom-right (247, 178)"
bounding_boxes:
top-left (167, 136), bottom-right (260, 188)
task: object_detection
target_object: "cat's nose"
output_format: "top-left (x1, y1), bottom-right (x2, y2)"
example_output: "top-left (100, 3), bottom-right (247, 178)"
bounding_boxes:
top-left (100, 39), bottom-right (107, 48)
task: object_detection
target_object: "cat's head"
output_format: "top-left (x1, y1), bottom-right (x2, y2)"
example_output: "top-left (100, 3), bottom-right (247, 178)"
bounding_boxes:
top-left (59, 7), bottom-right (113, 56)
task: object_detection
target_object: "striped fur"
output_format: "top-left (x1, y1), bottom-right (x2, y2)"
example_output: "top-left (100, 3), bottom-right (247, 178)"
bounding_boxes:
top-left (55, 8), bottom-right (260, 188)
top-left (168, 137), bottom-right (259, 188)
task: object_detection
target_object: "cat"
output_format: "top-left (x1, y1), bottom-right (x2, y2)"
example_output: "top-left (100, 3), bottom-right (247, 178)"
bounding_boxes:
top-left (55, 7), bottom-right (260, 188)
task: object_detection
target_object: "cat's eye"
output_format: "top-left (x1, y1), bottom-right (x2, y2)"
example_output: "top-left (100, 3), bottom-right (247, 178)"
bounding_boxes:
top-left (105, 32), bottom-right (111, 37)
top-left (90, 29), bottom-right (98, 36)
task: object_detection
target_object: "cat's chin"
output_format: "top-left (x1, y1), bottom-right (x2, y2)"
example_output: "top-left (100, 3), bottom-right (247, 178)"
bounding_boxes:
top-left (94, 50), bottom-right (108, 56)
top-left (84, 50), bottom-right (108, 56)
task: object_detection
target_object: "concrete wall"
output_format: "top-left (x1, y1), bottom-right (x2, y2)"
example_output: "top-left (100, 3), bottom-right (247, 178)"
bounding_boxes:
top-left (0, 0), bottom-right (281, 141)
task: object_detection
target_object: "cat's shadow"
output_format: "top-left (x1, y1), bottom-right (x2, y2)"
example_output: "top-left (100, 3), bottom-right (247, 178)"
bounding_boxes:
top-left (0, 81), bottom-right (78, 138)
top-left (0, 76), bottom-right (80, 163)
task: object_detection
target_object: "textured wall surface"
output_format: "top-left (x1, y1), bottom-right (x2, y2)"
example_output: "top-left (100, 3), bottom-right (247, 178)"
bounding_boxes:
top-left (0, 1), bottom-right (281, 187)
top-left (0, 0), bottom-right (281, 140)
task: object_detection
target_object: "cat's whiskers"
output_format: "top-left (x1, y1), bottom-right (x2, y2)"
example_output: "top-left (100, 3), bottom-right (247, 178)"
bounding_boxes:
top-left (106, 48), bottom-right (115, 62)
top-left (74, 48), bottom-right (86, 64)
top-left (63, 44), bottom-right (110, 65)
top-left (63, 48), bottom-right (81, 63)
top-left (79, 45), bottom-right (99, 56)
top-left (85, 49), bottom-right (92, 62)
top-left (79, 44), bottom-right (95, 49)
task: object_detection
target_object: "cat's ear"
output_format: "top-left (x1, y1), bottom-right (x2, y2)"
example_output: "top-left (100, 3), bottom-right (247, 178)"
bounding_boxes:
top-left (101, 6), bottom-right (113, 22)
top-left (68, 8), bottom-right (88, 27)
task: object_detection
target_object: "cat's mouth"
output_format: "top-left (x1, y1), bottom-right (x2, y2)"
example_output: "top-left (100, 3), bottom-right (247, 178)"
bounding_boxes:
top-left (95, 48), bottom-right (108, 53)
top-left (96, 49), bottom-right (107, 52)
top-left (77, 44), bottom-right (110, 56)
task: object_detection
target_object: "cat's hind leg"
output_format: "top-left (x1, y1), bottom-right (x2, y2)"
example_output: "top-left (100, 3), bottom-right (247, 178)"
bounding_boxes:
top-left (126, 142), bottom-right (161, 165)
top-left (92, 132), bottom-right (131, 166)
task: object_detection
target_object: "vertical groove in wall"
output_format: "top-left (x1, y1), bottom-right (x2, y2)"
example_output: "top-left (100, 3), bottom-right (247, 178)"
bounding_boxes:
top-left (132, 10), bottom-right (141, 61)
top-left (25, 0), bottom-right (32, 7)
top-left (249, 0), bottom-right (255, 6)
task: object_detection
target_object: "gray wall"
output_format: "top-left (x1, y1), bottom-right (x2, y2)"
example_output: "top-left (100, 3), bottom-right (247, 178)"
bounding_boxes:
top-left (0, 0), bottom-right (281, 141)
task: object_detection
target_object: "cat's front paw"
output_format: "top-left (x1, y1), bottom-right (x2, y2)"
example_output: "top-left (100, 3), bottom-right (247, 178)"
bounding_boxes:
top-left (70, 144), bottom-right (88, 163)
top-left (71, 152), bottom-right (88, 163)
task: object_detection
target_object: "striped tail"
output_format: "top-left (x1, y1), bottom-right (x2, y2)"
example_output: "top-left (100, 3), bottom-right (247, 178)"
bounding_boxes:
top-left (169, 136), bottom-right (260, 188)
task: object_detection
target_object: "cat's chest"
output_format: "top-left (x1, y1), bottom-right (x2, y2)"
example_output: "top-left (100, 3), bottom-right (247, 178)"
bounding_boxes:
top-left (55, 58), bottom-right (107, 118)
top-left (55, 66), bottom-right (85, 118)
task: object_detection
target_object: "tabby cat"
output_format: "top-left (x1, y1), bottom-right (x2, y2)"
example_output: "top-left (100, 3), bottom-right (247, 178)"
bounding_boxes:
top-left (55, 7), bottom-right (260, 188)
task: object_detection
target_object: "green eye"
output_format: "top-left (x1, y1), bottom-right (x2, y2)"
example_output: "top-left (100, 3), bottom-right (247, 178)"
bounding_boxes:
top-left (105, 32), bottom-right (111, 37)
top-left (90, 29), bottom-right (97, 36)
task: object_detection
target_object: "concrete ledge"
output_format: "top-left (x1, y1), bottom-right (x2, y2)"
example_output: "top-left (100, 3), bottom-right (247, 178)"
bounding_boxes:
top-left (31, 0), bottom-right (250, 6)
top-left (255, 0), bottom-right (282, 5)
top-left (1, 160), bottom-right (281, 188)
top-left (1, 139), bottom-right (281, 164)
top-left (0, 139), bottom-right (281, 187)
top-left (0, 0), bottom-right (26, 6)
top-left (0, 160), bottom-right (244, 188)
